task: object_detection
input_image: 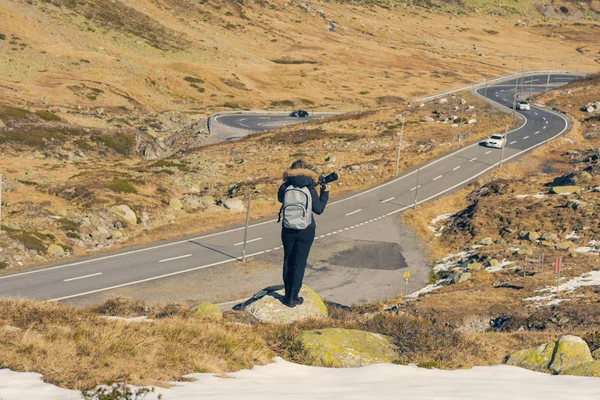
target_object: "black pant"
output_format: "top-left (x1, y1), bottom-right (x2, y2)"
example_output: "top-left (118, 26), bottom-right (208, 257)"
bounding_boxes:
top-left (281, 226), bottom-right (315, 297)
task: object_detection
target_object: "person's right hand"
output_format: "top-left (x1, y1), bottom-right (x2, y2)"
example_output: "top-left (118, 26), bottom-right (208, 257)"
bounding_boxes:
top-left (320, 183), bottom-right (327, 192)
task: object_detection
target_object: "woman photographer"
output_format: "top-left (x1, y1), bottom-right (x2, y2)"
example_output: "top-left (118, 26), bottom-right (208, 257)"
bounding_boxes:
top-left (278, 160), bottom-right (329, 307)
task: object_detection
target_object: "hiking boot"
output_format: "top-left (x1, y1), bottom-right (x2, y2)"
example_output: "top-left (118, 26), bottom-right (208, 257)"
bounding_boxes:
top-left (292, 290), bottom-right (304, 306)
top-left (284, 290), bottom-right (296, 308)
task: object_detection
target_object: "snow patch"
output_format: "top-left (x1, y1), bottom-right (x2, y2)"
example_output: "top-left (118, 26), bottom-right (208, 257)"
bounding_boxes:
top-left (537, 270), bottom-right (600, 294)
top-left (565, 231), bottom-right (580, 239)
top-left (515, 193), bottom-right (546, 199)
top-left (428, 212), bottom-right (454, 234)
top-left (2, 358), bottom-right (600, 399)
top-left (486, 259), bottom-right (515, 273)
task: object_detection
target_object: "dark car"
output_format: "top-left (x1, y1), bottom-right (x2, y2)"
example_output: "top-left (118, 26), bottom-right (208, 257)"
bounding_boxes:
top-left (290, 110), bottom-right (309, 118)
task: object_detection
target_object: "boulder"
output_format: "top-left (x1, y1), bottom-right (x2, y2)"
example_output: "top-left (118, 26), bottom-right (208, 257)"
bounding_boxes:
top-left (505, 341), bottom-right (557, 372)
top-left (478, 237), bottom-right (494, 246)
top-left (91, 226), bottom-right (110, 241)
top-left (224, 198), bottom-right (245, 212)
top-left (541, 232), bottom-right (559, 242)
top-left (169, 198), bottom-right (183, 210)
top-left (550, 335), bottom-right (593, 374)
top-left (563, 361), bottom-right (600, 377)
top-left (566, 199), bottom-right (589, 211)
top-left (557, 241), bottom-right (574, 250)
top-left (467, 262), bottom-right (482, 272)
top-left (551, 186), bottom-right (580, 195)
top-left (517, 248), bottom-right (533, 256)
top-left (438, 98), bottom-right (448, 104)
top-left (244, 286), bottom-right (327, 324)
top-left (300, 328), bottom-right (398, 367)
top-left (452, 271), bottom-right (471, 283)
top-left (0, 119), bottom-right (5, 129)
top-left (506, 335), bottom-right (593, 374)
top-left (521, 231), bottom-right (539, 242)
top-left (110, 205), bottom-right (137, 226)
top-left (190, 302), bottom-right (222, 320)
top-left (487, 259), bottom-right (499, 267)
top-left (421, 116), bottom-right (435, 123)
top-left (47, 244), bottom-right (65, 258)
top-left (593, 348), bottom-right (600, 360)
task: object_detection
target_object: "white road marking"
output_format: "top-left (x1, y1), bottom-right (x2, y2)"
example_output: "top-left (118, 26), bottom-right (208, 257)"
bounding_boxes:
top-left (470, 157), bottom-right (477, 162)
top-left (535, 131), bottom-right (540, 134)
top-left (543, 126), bottom-right (547, 129)
top-left (433, 175), bottom-right (443, 181)
top-left (63, 272), bottom-right (103, 282)
top-left (543, 117), bottom-right (547, 121)
top-left (523, 136), bottom-right (529, 139)
top-left (534, 112), bottom-right (539, 115)
top-left (484, 151), bottom-right (492, 155)
top-left (344, 228), bottom-right (350, 231)
top-left (381, 197), bottom-right (395, 203)
top-left (452, 166), bottom-right (461, 171)
top-left (410, 185), bottom-right (421, 191)
top-left (159, 254), bottom-right (193, 263)
top-left (345, 209), bottom-right (362, 216)
top-left (509, 140), bottom-right (517, 144)
top-left (234, 238), bottom-right (262, 246)
top-left (545, 121), bottom-right (548, 125)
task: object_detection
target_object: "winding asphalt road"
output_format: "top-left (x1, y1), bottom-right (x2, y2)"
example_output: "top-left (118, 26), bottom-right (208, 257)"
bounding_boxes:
top-left (0, 73), bottom-right (578, 302)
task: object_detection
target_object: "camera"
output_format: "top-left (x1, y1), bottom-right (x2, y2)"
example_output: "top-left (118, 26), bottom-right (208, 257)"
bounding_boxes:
top-left (318, 172), bottom-right (339, 186)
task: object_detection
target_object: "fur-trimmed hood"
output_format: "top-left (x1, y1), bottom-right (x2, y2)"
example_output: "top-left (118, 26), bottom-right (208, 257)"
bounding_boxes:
top-left (283, 168), bottom-right (319, 188)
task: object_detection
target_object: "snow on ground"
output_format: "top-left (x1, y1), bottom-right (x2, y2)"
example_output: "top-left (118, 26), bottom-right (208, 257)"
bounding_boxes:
top-left (2, 358), bottom-right (600, 400)
top-left (515, 193), bottom-right (546, 199)
top-left (524, 270), bottom-right (600, 305)
top-left (486, 259), bottom-right (515, 273)
top-left (407, 278), bottom-right (451, 298)
top-left (428, 213), bottom-right (454, 235)
top-left (566, 231), bottom-right (580, 239)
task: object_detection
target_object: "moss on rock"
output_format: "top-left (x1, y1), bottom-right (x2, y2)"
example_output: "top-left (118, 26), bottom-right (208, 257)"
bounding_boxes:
top-left (550, 335), bottom-right (593, 374)
top-left (505, 342), bottom-right (556, 372)
top-left (190, 301), bottom-right (222, 319)
top-left (564, 361), bottom-right (600, 377)
top-left (300, 328), bottom-right (398, 367)
top-left (244, 285), bottom-right (327, 324)
top-left (592, 348), bottom-right (600, 360)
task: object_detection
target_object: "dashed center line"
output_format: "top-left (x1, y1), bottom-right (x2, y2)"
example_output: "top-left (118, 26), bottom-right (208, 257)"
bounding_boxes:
top-left (509, 140), bottom-right (517, 144)
top-left (469, 157), bottom-right (477, 162)
top-left (159, 254), bottom-right (192, 263)
top-left (452, 166), bottom-right (461, 171)
top-left (64, 272), bottom-right (103, 282)
top-left (535, 131), bottom-right (540, 134)
top-left (381, 197), bottom-right (395, 203)
top-left (234, 238), bottom-right (262, 246)
top-left (543, 126), bottom-right (547, 130)
top-left (345, 209), bottom-right (362, 216)
top-left (484, 151), bottom-right (492, 155)
top-left (410, 185), bottom-right (421, 191)
top-left (523, 136), bottom-right (529, 139)
top-left (534, 112), bottom-right (539, 115)
top-left (433, 175), bottom-right (443, 181)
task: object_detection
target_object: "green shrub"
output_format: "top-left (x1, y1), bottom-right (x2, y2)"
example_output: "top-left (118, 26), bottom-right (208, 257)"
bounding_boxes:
top-left (222, 102), bottom-right (240, 109)
top-left (184, 76), bottom-right (204, 84)
top-left (0, 34), bottom-right (6, 40)
top-left (14, 232), bottom-right (46, 253)
top-left (94, 133), bottom-right (135, 155)
top-left (74, 140), bottom-right (92, 150)
top-left (0, 261), bottom-right (8, 269)
top-left (150, 160), bottom-right (190, 172)
top-left (66, 232), bottom-right (80, 239)
top-left (0, 107), bottom-right (30, 120)
top-left (35, 110), bottom-right (61, 122)
top-left (58, 218), bottom-right (79, 231)
top-left (105, 179), bottom-right (137, 194)
top-left (270, 100), bottom-right (295, 107)
top-left (271, 59), bottom-right (317, 65)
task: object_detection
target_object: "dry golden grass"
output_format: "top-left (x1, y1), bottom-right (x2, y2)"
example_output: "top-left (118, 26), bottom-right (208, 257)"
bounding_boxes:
top-left (0, 299), bottom-right (272, 390)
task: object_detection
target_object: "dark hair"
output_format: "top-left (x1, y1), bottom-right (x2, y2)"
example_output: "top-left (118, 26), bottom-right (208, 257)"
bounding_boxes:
top-left (290, 159), bottom-right (307, 170)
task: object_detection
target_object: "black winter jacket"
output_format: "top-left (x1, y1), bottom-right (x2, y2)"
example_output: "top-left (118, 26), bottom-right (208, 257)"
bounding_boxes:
top-left (278, 168), bottom-right (329, 229)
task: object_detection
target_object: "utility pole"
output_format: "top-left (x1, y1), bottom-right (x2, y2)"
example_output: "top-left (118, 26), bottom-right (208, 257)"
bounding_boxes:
top-left (512, 76), bottom-right (519, 125)
top-left (0, 174), bottom-right (2, 232)
top-left (458, 102), bottom-right (465, 145)
top-left (413, 167), bottom-right (421, 209)
top-left (395, 119), bottom-right (405, 177)
top-left (242, 194), bottom-right (251, 263)
top-left (500, 124), bottom-right (508, 168)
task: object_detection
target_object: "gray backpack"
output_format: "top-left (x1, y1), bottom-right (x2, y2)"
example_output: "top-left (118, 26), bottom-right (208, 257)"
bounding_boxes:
top-left (281, 185), bottom-right (312, 229)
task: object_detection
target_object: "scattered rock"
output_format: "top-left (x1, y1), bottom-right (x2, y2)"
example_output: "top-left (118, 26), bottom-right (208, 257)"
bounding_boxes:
top-left (592, 349), bottom-right (600, 360)
top-left (47, 244), bottom-right (65, 258)
top-left (506, 341), bottom-right (556, 372)
top-left (110, 205), bottom-right (137, 226)
top-left (421, 116), bottom-right (435, 123)
top-left (541, 232), bottom-right (559, 242)
top-left (91, 226), bottom-right (110, 241)
top-left (244, 286), bottom-right (327, 324)
top-left (169, 198), bottom-right (183, 210)
top-left (557, 241), bottom-right (574, 250)
top-left (0, 119), bottom-right (5, 129)
top-left (452, 271), bottom-right (472, 283)
top-left (566, 199), bottom-right (589, 211)
top-left (487, 259), bottom-right (499, 267)
top-left (479, 237), bottom-right (494, 246)
top-left (300, 328), bottom-right (398, 367)
top-left (520, 231), bottom-right (539, 242)
top-left (517, 248), bottom-right (533, 256)
top-left (467, 262), bottom-right (482, 272)
top-left (550, 186), bottom-right (580, 195)
top-left (438, 98), bottom-right (448, 104)
top-left (190, 302), bottom-right (222, 319)
top-left (223, 198), bottom-right (245, 212)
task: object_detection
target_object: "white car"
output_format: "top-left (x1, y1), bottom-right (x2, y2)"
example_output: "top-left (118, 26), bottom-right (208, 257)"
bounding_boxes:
top-left (516, 101), bottom-right (531, 111)
top-left (485, 134), bottom-right (506, 149)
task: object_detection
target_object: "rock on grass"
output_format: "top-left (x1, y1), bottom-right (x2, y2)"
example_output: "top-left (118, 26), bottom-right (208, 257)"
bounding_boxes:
top-left (244, 286), bottom-right (327, 324)
top-left (300, 328), bottom-right (398, 367)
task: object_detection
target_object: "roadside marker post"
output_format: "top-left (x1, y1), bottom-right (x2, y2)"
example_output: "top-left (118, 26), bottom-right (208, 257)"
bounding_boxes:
top-left (403, 270), bottom-right (411, 304)
top-left (499, 124), bottom-right (508, 168)
top-left (242, 194), bottom-right (252, 264)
